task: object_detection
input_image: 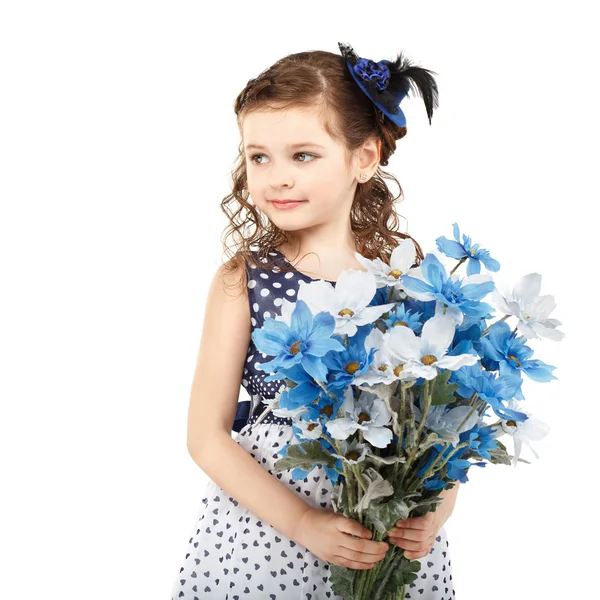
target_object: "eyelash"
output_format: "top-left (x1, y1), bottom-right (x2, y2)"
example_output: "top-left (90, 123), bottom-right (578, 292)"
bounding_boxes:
top-left (249, 152), bottom-right (317, 165)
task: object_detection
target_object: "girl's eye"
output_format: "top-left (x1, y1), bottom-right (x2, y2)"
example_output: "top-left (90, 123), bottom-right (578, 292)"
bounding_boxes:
top-left (249, 152), bottom-right (317, 165)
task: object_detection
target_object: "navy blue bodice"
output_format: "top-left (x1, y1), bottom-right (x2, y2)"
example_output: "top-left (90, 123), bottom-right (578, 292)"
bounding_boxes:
top-left (232, 248), bottom-right (337, 432)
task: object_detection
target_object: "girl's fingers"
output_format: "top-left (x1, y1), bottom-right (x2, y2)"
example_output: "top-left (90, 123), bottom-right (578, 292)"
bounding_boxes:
top-left (388, 536), bottom-right (421, 551)
top-left (389, 527), bottom-right (428, 542)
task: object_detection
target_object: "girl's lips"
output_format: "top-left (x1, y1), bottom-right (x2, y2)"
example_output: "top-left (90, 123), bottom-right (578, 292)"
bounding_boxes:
top-left (271, 200), bottom-right (306, 210)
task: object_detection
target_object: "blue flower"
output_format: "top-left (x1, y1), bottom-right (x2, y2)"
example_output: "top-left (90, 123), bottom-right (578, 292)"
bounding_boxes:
top-left (479, 321), bottom-right (557, 383)
top-left (321, 324), bottom-right (377, 389)
top-left (381, 302), bottom-right (423, 334)
top-left (252, 299), bottom-right (345, 382)
top-left (399, 253), bottom-right (496, 323)
top-left (353, 58), bottom-right (390, 91)
top-left (436, 223), bottom-right (501, 276)
top-left (459, 423), bottom-right (501, 461)
top-left (451, 363), bottom-right (528, 421)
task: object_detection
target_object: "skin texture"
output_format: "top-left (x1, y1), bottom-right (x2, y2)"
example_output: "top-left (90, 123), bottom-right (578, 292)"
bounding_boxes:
top-left (387, 482), bottom-right (460, 559)
top-left (241, 103), bottom-right (379, 281)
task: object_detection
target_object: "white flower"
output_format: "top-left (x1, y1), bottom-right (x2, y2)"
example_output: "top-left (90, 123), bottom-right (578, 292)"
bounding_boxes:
top-left (326, 388), bottom-right (393, 448)
top-left (491, 273), bottom-right (564, 341)
top-left (330, 436), bottom-right (370, 465)
top-left (413, 402), bottom-right (481, 446)
top-left (386, 313), bottom-right (480, 380)
top-left (353, 326), bottom-right (422, 385)
top-left (293, 414), bottom-right (325, 441)
top-left (497, 399), bottom-right (551, 467)
top-left (294, 270), bottom-right (395, 337)
top-left (354, 238), bottom-right (418, 290)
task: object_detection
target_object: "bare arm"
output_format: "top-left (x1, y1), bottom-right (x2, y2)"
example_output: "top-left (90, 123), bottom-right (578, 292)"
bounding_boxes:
top-left (186, 259), bottom-right (312, 540)
top-left (190, 432), bottom-right (313, 541)
top-left (435, 480), bottom-right (460, 528)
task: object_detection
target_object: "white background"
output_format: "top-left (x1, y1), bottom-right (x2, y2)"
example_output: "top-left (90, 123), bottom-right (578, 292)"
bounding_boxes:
top-left (1, 1), bottom-right (596, 598)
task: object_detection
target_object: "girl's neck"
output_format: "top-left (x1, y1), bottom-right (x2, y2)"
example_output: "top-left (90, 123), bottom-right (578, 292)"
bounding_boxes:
top-left (276, 242), bottom-right (366, 282)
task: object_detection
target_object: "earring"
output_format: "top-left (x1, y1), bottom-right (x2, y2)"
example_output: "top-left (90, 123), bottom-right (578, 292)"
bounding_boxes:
top-left (359, 173), bottom-right (367, 181)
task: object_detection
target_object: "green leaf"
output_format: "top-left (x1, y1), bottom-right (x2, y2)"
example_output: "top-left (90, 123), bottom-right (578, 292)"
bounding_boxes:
top-left (330, 480), bottom-right (352, 518)
top-left (430, 369), bottom-right (460, 406)
top-left (385, 554), bottom-right (422, 588)
top-left (355, 467), bottom-right (394, 513)
top-left (329, 563), bottom-right (355, 598)
top-left (272, 439), bottom-right (337, 473)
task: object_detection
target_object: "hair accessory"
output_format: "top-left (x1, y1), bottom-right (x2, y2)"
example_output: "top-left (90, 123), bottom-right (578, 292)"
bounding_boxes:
top-left (338, 42), bottom-right (439, 128)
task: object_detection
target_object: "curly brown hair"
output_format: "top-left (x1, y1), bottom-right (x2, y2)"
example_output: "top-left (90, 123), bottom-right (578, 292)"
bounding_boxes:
top-left (219, 48), bottom-right (431, 295)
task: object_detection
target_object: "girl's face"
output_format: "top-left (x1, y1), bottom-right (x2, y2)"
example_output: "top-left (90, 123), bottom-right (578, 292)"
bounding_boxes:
top-left (241, 104), bottom-right (360, 234)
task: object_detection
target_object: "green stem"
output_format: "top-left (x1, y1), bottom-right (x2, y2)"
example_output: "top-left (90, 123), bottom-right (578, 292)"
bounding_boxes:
top-left (400, 379), bottom-right (431, 481)
top-left (449, 256), bottom-right (467, 276)
top-left (456, 392), bottom-right (480, 432)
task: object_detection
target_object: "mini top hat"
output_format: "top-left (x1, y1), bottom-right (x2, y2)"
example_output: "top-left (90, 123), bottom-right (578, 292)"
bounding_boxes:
top-left (338, 42), bottom-right (439, 128)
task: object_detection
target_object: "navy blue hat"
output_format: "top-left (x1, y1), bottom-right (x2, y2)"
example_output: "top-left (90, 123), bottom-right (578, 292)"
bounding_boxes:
top-left (338, 42), bottom-right (439, 128)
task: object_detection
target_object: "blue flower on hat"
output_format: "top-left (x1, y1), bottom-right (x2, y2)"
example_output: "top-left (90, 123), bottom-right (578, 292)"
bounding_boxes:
top-left (353, 58), bottom-right (390, 91)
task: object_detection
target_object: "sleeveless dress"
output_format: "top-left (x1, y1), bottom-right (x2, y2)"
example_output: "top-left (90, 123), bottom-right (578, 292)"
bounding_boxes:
top-left (170, 249), bottom-right (456, 600)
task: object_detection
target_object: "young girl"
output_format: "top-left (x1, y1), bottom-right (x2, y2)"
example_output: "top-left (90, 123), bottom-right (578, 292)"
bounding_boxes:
top-left (170, 42), bottom-right (457, 600)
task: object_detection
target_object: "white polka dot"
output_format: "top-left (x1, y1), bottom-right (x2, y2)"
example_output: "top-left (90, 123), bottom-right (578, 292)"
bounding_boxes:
top-left (260, 288), bottom-right (270, 297)
top-left (248, 279), bottom-right (257, 289)
top-left (273, 298), bottom-right (283, 307)
top-left (251, 317), bottom-right (257, 326)
top-left (246, 354), bottom-right (254, 362)
top-left (253, 303), bottom-right (259, 311)
top-left (284, 272), bottom-right (294, 279)
top-left (264, 311), bottom-right (271, 319)
top-left (273, 282), bottom-right (282, 289)
top-left (285, 289), bottom-right (296, 296)
top-left (242, 379), bottom-right (248, 386)
top-left (259, 273), bottom-right (269, 279)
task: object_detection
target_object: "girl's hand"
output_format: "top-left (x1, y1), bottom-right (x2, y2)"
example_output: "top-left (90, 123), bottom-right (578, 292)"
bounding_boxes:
top-left (386, 512), bottom-right (442, 560)
top-left (293, 507), bottom-right (390, 570)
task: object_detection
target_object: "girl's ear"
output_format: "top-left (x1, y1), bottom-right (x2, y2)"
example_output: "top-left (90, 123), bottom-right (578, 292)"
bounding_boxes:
top-left (357, 136), bottom-right (380, 174)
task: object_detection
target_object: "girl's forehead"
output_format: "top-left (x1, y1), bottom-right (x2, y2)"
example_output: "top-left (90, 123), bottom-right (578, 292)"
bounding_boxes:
top-left (242, 105), bottom-right (330, 139)
top-left (242, 109), bottom-right (336, 148)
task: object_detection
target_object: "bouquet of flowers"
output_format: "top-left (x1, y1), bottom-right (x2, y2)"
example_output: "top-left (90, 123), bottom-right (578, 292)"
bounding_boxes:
top-left (251, 223), bottom-right (563, 600)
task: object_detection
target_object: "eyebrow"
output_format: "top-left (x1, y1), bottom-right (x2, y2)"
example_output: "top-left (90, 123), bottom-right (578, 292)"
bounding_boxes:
top-left (244, 142), bottom-right (326, 151)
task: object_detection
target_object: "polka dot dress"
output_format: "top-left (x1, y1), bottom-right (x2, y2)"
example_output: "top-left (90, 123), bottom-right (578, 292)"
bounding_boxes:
top-left (170, 249), bottom-right (455, 599)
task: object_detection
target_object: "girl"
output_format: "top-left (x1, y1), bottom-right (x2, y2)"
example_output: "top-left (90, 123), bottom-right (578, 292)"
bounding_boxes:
top-left (170, 42), bottom-right (457, 600)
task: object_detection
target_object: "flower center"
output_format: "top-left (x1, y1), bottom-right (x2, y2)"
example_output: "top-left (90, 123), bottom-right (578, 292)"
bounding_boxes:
top-left (378, 364), bottom-right (388, 372)
top-left (345, 361), bottom-right (360, 375)
top-left (506, 420), bottom-right (517, 427)
top-left (507, 354), bottom-right (521, 367)
top-left (338, 307), bottom-right (355, 318)
top-left (357, 411), bottom-right (370, 425)
top-left (347, 450), bottom-right (361, 461)
top-left (289, 340), bottom-right (302, 355)
top-left (320, 404), bottom-right (334, 418)
top-left (307, 422), bottom-right (318, 432)
top-left (421, 354), bottom-right (437, 366)
top-left (392, 320), bottom-right (408, 327)
top-left (393, 364), bottom-right (404, 377)
top-left (388, 268), bottom-right (403, 279)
